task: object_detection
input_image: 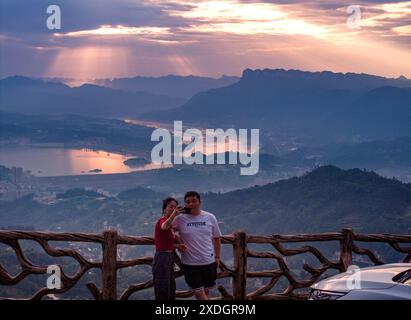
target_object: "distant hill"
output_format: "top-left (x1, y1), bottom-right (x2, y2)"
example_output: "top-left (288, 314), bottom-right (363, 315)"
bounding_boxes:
top-left (0, 189), bottom-right (163, 233)
top-left (0, 76), bottom-right (184, 117)
top-left (0, 111), bottom-right (155, 152)
top-left (285, 136), bottom-right (411, 170)
top-left (95, 75), bottom-right (240, 99)
top-left (56, 188), bottom-right (107, 199)
top-left (142, 69), bottom-right (411, 143)
top-left (1, 166), bottom-right (411, 235)
top-left (202, 165), bottom-right (411, 234)
top-left (117, 187), bottom-right (162, 201)
top-left (238, 69), bottom-right (411, 92)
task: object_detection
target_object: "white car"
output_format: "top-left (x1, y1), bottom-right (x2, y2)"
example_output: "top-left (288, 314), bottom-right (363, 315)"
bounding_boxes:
top-left (309, 263), bottom-right (411, 300)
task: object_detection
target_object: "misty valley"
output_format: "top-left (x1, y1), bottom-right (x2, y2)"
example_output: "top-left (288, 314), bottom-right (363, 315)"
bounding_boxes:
top-left (1, 69), bottom-right (411, 299)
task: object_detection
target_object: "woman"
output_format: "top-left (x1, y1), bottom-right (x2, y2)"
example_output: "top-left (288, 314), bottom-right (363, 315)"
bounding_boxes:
top-left (152, 197), bottom-right (186, 300)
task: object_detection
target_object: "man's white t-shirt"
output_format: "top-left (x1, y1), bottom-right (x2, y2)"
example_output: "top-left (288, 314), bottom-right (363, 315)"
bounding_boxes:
top-left (172, 210), bottom-right (222, 266)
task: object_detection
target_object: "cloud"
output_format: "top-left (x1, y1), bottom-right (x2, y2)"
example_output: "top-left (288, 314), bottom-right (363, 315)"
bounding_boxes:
top-left (393, 24), bottom-right (411, 35)
top-left (1, 0), bottom-right (411, 79)
top-left (166, 1), bottom-right (328, 37)
top-left (56, 25), bottom-right (171, 37)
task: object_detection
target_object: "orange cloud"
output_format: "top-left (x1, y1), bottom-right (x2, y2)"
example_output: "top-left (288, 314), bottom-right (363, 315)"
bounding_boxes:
top-left (56, 25), bottom-right (171, 37)
top-left (19, 0), bottom-right (411, 79)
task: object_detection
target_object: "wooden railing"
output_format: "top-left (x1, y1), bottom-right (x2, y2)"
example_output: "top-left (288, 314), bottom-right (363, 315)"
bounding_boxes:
top-left (0, 229), bottom-right (410, 300)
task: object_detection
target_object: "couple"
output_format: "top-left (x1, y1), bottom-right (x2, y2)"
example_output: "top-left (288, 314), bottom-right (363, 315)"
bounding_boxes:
top-left (152, 191), bottom-right (222, 300)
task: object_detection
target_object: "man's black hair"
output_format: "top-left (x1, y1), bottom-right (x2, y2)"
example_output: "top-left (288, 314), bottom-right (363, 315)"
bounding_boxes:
top-left (184, 191), bottom-right (201, 202)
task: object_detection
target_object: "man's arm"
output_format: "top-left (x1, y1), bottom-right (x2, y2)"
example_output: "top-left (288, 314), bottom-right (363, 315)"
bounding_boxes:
top-left (213, 237), bottom-right (221, 267)
top-left (174, 234), bottom-right (182, 244)
top-left (173, 234), bottom-right (188, 252)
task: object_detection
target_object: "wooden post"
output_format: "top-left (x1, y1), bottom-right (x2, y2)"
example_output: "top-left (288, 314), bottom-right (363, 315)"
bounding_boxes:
top-left (233, 232), bottom-right (247, 300)
top-left (101, 230), bottom-right (118, 300)
top-left (339, 228), bottom-right (354, 272)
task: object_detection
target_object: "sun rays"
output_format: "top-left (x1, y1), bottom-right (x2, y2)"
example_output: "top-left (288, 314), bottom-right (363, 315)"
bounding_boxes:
top-left (11, 0), bottom-right (410, 80)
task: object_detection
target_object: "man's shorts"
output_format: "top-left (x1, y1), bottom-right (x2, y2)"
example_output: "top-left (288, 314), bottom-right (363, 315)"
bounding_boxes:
top-left (182, 262), bottom-right (218, 291)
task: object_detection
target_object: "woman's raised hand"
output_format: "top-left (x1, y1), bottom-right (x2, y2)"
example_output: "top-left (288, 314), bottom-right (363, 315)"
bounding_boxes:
top-left (172, 206), bottom-right (184, 216)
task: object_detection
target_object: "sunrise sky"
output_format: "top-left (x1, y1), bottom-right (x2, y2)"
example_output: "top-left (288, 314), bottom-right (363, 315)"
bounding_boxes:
top-left (1, 0), bottom-right (410, 80)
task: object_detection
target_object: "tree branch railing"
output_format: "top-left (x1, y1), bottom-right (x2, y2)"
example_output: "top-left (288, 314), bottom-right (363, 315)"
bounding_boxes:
top-left (0, 228), bottom-right (410, 300)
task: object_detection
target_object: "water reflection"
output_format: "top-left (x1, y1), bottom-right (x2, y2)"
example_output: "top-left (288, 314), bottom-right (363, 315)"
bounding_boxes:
top-left (0, 147), bottom-right (165, 177)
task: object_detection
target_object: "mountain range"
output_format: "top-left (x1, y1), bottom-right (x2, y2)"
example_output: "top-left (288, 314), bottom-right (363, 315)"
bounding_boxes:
top-left (142, 69), bottom-right (411, 144)
top-left (2, 69), bottom-right (411, 146)
top-left (94, 74), bottom-right (239, 99)
top-left (0, 75), bottom-right (241, 118)
top-left (0, 76), bottom-right (185, 117)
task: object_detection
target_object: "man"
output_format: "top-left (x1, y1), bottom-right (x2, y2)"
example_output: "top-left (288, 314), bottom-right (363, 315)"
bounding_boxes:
top-left (172, 191), bottom-right (222, 300)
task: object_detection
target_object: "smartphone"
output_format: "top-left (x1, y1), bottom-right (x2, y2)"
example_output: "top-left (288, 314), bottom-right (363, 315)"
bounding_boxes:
top-left (183, 207), bottom-right (192, 214)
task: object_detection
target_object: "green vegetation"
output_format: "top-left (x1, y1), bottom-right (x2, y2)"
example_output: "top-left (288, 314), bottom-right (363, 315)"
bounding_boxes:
top-left (203, 165), bottom-right (411, 234)
top-left (0, 112), bottom-right (155, 154)
top-left (56, 188), bottom-right (107, 199)
top-left (2, 166), bottom-right (411, 235)
top-left (1, 165), bottom-right (411, 299)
